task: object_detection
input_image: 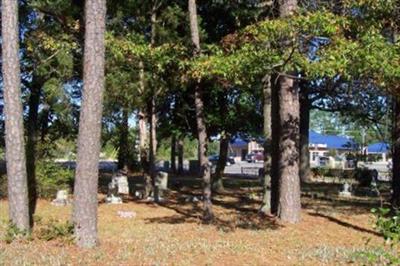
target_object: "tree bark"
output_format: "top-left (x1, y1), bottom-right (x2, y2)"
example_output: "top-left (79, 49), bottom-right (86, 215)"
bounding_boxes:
top-left (271, 74), bottom-right (280, 215)
top-left (149, 3), bottom-right (158, 198)
top-left (275, 0), bottom-right (301, 224)
top-left (392, 98), bottom-right (400, 207)
top-left (188, 0), bottom-right (213, 221)
top-left (139, 109), bottom-right (152, 198)
top-left (117, 108), bottom-right (129, 171)
top-left (279, 0), bottom-right (298, 16)
top-left (1, 0), bottom-right (30, 232)
top-left (260, 74), bottom-right (272, 215)
top-left (178, 137), bottom-right (184, 174)
top-left (26, 77), bottom-right (42, 227)
top-left (149, 98), bottom-right (157, 180)
top-left (212, 133), bottom-right (230, 193)
top-left (40, 104), bottom-right (50, 142)
top-left (149, 97), bottom-right (159, 201)
top-left (138, 60), bottom-right (152, 198)
top-left (171, 134), bottom-right (177, 173)
top-left (299, 84), bottom-right (311, 183)
top-left (73, 0), bottom-right (106, 248)
top-left (277, 75), bottom-right (301, 223)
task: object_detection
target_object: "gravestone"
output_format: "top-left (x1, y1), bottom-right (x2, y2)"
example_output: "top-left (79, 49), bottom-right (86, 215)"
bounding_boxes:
top-left (154, 171), bottom-right (168, 202)
top-left (105, 171), bottom-right (129, 204)
top-left (51, 190), bottom-right (69, 206)
top-left (163, 161), bottom-right (170, 171)
top-left (339, 182), bottom-right (352, 197)
top-left (117, 210), bottom-right (136, 218)
top-left (368, 170), bottom-right (380, 196)
top-left (106, 194), bottom-right (123, 204)
top-left (116, 174), bottom-right (129, 195)
top-left (189, 160), bottom-right (200, 174)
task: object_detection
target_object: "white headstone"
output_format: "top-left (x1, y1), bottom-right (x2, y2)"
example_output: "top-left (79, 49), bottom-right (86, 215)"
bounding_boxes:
top-left (339, 182), bottom-right (352, 197)
top-left (105, 173), bottom-right (128, 204)
top-left (116, 175), bottom-right (129, 195)
top-left (51, 189), bottom-right (69, 206)
top-left (117, 210), bottom-right (136, 218)
top-left (155, 171), bottom-right (168, 190)
top-left (106, 194), bottom-right (123, 204)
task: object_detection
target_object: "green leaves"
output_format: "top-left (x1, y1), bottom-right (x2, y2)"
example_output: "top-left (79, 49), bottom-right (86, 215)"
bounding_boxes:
top-left (187, 7), bottom-right (400, 92)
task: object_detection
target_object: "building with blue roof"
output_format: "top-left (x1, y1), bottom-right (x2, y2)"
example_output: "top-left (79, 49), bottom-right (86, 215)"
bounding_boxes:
top-left (229, 130), bottom-right (358, 164)
top-left (308, 130), bottom-right (357, 166)
top-left (367, 142), bottom-right (390, 162)
top-left (229, 136), bottom-right (263, 161)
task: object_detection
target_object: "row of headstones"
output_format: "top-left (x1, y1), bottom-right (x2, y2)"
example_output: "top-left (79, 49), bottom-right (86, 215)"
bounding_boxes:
top-left (52, 171), bottom-right (169, 206)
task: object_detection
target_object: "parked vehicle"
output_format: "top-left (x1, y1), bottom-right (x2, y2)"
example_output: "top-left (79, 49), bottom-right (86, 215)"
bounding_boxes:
top-left (208, 155), bottom-right (235, 166)
top-left (246, 151), bottom-right (264, 163)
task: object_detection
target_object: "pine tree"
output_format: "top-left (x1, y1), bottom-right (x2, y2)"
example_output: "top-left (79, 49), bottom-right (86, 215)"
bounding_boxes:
top-left (73, 0), bottom-right (106, 248)
top-left (1, 0), bottom-right (30, 232)
top-left (276, 0), bottom-right (301, 223)
top-left (188, 0), bottom-right (213, 221)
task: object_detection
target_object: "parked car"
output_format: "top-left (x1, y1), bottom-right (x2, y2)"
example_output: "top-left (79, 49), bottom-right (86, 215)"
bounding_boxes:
top-left (246, 152), bottom-right (264, 163)
top-left (208, 155), bottom-right (235, 166)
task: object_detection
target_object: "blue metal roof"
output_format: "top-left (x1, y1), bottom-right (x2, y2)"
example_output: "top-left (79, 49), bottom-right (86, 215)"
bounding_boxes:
top-left (367, 142), bottom-right (389, 153)
top-left (230, 137), bottom-right (248, 147)
top-left (230, 131), bottom-right (357, 150)
top-left (309, 130), bottom-right (357, 150)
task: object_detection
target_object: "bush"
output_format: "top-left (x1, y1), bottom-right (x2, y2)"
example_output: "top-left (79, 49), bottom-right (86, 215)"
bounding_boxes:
top-left (35, 218), bottom-right (74, 242)
top-left (3, 222), bottom-right (30, 243)
top-left (372, 207), bottom-right (400, 246)
top-left (36, 160), bottom-right (74, 199)
top-left (311, 167), bottom-right (330, 178)
top-left (354, 168), bottom-right (373, 187)
top-left (0, 160), bottom-right (74, 199)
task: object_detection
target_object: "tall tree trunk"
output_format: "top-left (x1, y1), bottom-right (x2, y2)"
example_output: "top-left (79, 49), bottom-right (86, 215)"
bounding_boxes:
top-left (277, 74), bottom-right (301, 223)
top-left (275, 0), bottom-right (301, 224)
top-left (40, 104), bottom-right (50, 142)
top-left (392, 98), bottom-right (400, 207)
top-left (279, 0), bottom-right (297, 15)
top-left (149, 3), bottom-right (158, 198)
top-left (139, 110), bottom-right (151, 198)
top-left (171, 134), bottom-right (177, 173)
top-left (260, 74), bottom-right (272, 215)
top-left (137, 61), bottom-right (151, 196)
top-left (212, 133), bottom-right (230, 193)
top-left (149, 98), bottom-right (157, 177)
top-left (1, 0), bottom-right (30, 232)
top-left (149, 97), bottom-right (159, 200)
top-left (188, 0), bottom-right (213, 221)
top-left (117, 108), bottom-right (129, 171)
top-left (178, 137), bottom-right (184, 174)
top-left (271, 74), bottom-right (280, 215)
top-left (138, 60), bottom-right (152, 198)
top-left (73, 0), bottom-right (106, 248)
top-left (26, 78), bottom-right (41, 227)
top-left (299, 84), bottom-right (311, 183)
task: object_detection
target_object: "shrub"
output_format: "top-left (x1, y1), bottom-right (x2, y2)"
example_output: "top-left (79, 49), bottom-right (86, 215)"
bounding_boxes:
top-left (354, 168), bottom-right (373, 187)
top-left (311, 167), bottom-right (329, 178)
top-left (36, 218), bottom-right (74, 242)
top-left (3, 222), bottom-right (30, 243)
top-left (372, 207), bottom-right (400, 246)
top-left (36, 160), bottom-right (74, 199)
top-left (0, 160), bottom-right (74, 199)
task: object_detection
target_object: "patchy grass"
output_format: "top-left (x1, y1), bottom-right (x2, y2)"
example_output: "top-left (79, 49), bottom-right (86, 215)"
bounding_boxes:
top-left (0, 180), bottom-right (397, 265)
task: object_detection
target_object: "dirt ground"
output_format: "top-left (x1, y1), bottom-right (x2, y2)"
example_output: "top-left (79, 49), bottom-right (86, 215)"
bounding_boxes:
top-left (0, 180), bottom-right (394, 266)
